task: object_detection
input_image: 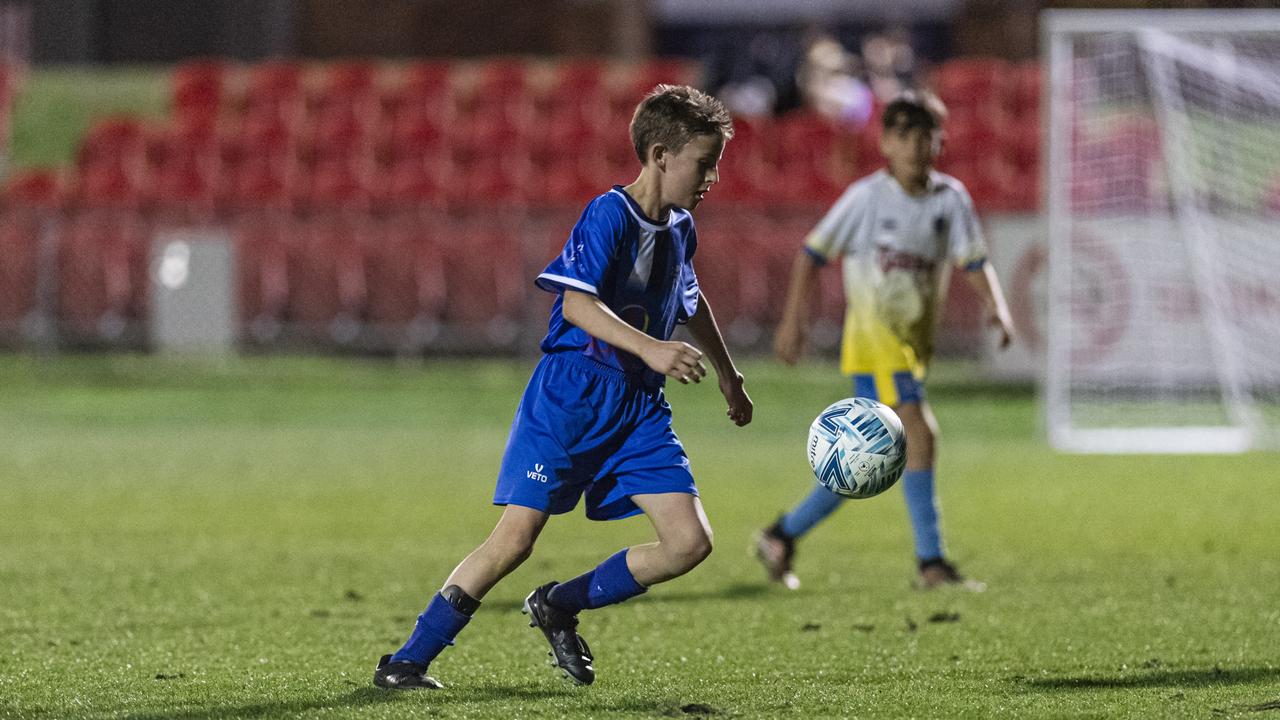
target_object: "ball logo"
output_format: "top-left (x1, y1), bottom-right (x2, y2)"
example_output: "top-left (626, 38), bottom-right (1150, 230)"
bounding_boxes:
top-left (807, 397), bottom-right (906, 499)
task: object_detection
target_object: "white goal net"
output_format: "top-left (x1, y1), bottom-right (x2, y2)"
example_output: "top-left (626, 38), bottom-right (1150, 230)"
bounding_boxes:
top-left (1043, 11), bottom-right (1280, 453)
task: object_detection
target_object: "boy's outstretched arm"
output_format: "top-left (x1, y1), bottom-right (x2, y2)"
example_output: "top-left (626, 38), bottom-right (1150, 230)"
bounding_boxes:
top-left (685, 292), bottom-right (753, 427)
top-left (963, 261), bottom-right (1014, 349)
top-left (773, 250), bottom-right (823, 365)
top-left (562, 290), bottom-right (708, 385)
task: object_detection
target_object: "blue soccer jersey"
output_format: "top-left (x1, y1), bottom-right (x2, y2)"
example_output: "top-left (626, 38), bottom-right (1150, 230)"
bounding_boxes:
top-left (535, 186), bottom-right (700, 388)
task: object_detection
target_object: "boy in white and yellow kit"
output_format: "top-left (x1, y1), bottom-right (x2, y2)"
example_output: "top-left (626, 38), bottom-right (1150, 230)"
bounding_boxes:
top-left (756, 91), bottom-right (1013, 591)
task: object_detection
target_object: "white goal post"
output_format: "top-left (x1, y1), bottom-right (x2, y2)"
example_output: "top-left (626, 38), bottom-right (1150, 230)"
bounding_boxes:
top-left (1042, 10), bottom-right (1280, 453)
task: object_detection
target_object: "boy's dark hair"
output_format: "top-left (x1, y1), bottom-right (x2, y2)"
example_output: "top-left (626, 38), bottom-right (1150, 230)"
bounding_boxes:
top-left (630, 84), bottom-right (735, 163)
top-left (882, 90), bottom-right (948, 133)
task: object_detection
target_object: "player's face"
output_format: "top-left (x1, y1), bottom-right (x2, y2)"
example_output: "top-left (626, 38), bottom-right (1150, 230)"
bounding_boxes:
top-left (663, 132), bottom-right (725, 210)
top-left (881, 124), bottom-right (942, 183)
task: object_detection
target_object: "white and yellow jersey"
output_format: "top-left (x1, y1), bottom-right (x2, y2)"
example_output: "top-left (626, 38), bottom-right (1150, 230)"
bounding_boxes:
top-left (804, 169), bottom-right (988, 379)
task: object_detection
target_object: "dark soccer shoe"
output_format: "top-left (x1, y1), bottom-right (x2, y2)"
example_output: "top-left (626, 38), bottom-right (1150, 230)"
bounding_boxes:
top-left (522, 582), bottom-right (595, 685)
top-left (753, 520), bottom-right (800, 590)
top-left (373, 654), bottom-right (443, 690)
top-left (917, 558), bottom-right (987, 593)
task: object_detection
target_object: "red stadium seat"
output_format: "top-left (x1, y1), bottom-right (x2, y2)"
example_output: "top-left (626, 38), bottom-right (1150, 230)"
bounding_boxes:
top-left (3, 168), bottom-right (66, 208)
top-left (679, 207), bottom-right (742, 329)
top-left (147, 124), bottom-right (220, 219)
top-left (1009, 61), bottom-right (1042, 118)
top-left (449, 108), bottom-right (526, 164)
top-left (713, 117), bottom-right (773, 206)
top-left (1006, 165), bottom-right (1040, 212)
top-left (310, 61), bottom-right (378, 113)
top-left (378, 106), bottom-right (448, 165)
top-left (381, 61), bottom-right (453, 125)
top-left (933, 57), bottom-right (1010, 108)
top-left (770, 113), bottom-right (848, 206)
top-left (172, 59), bottom-right (228, 125)
top-left (940, 155), bottom-right (1018, 212)
top-left (75, 158), bottom-right (151, 210)
top-left (286, 211), bottom-right (369, 343)
top-left (233, 210), bottom-right (292, 342)
top-left (56, 210), bottom-right (148, 340)
top-left (246, 60), bottom-right (303, 107)
top-left (77, 117), bottom-right (148, 168)
top-left (536, 60), bottom-right (609, 143)
top-left (531, 155), bottom-right (606, 207)
top-left (450, 153), bottom-right (530, 207)
top-left (1010, 121), bottom-right (1040, 172)
top-left (533, 113), bottom-right (600, 167)
top-left (363, 211), bottom-right (448, 350)
top-left (219, 150), bottom-right (295, 211)
top-left (0, 169), bottom-right (65, 337)
top-left (458, 59), bottom-right (531, 128)
top-left (436, 212), bottom-right (527, 346)
top-left (303, 157), bottom-right (374, 211)
top-left (0, 209), bottom-right (39, 336)
top-left (303, 102), bottom-right (374, 163)
top-left (940, 113), bottom-right (1001, 166)
top-left (604, 60), bottom-right (698, 129)
top-left (726, 210), bottom-right (794, 342)
top-left (375, 155), bottom-right (447, 209)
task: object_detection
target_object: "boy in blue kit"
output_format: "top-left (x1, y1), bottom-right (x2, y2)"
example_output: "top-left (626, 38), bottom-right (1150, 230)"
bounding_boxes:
top-left (374, 85), bottom-right (753, 690)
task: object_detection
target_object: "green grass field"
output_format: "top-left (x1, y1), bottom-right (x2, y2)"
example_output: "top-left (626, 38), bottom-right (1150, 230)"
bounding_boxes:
top-left (1, 354), bottom-right (1278, 719)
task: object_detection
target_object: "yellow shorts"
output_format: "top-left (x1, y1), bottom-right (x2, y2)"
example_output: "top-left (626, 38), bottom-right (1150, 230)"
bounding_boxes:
top-left (840, 314), bottom-right (926, 407)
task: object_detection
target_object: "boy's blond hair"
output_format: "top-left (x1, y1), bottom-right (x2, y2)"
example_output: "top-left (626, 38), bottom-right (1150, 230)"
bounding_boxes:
top-left (629, 84), bottom-right (734, 163)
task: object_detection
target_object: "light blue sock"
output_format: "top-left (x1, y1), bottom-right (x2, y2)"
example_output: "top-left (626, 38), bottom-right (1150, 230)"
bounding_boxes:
top-left (778, 482), bottom-right (846, 539)
top-left (902, 468), bottom-right (943, 561)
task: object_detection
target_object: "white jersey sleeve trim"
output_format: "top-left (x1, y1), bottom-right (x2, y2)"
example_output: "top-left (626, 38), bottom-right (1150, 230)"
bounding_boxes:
top-left (536, 273), bottom-right (598, 295)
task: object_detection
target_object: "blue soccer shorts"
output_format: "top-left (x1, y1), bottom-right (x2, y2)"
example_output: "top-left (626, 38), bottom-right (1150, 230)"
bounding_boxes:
top-left (851, 370), bottom-right (925, 406)
top-left (493, 352), bottom-right (697, 521)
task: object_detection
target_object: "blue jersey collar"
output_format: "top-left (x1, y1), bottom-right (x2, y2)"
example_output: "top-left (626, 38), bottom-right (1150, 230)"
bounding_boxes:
top-left (610, 186), bottom-right (681, 232)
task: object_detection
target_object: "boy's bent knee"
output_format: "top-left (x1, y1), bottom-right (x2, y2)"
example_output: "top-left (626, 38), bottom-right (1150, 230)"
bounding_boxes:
top-left (667, 533), bottom-right (713, 571)
top-left (483, 534), bottom-right (536, 567)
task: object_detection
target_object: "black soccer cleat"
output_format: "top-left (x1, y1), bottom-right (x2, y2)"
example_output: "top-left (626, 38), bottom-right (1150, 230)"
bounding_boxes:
top-left (917, 558), bottom-right (987, 593)
top-left (373, 653), bottom-right (443, 690)
top-left (522, 582), bottom-right (595, 685)
top-left (753, 519), bottom-right (800, 590)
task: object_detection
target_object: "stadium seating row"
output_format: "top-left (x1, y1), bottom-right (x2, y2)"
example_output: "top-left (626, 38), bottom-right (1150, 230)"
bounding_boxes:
top-left (3, 57), bottom-right (1044, 214)
top-left (0, 206), bottom-right (865, 351)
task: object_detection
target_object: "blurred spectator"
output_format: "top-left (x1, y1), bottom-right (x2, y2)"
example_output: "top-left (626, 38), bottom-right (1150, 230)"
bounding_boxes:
top-left (861, 26), bottom-right (918, 103)
top-left (795, 34), bottom-right (874, 129)
top-left (712, 32), bottom-right (795, 118)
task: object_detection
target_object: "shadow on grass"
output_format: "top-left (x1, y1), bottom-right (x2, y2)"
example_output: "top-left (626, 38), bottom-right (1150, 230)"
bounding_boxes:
top-left (929, 380), bottom-right (1036, 402)
top-left (482, 581), bottom-right (773, 614)
top-left (1020, 666), bottom-right (1280, 691)
top-left (638, 581), bottom-right (772, 605)
top-left (118, 684), bottom-right (575, 720)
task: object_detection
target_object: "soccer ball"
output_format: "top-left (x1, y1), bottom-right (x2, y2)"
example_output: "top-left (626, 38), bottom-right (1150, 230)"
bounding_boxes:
top-left (807, 397), bottom-right (907, 499)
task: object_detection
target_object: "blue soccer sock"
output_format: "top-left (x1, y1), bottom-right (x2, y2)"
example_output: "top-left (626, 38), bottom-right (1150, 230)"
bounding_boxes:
top-left (902, 468), bottom-right (943, 561)
top-left (389, 591), bottom-right (475, 666)
top-left (546, 549), bottom-right (647, 614)
top-left (778, 482), bottom-right (846, 539)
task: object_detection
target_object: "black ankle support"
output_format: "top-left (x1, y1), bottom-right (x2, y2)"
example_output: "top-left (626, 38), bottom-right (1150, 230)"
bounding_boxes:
top-left (441, 585), bottom-right (481, 616)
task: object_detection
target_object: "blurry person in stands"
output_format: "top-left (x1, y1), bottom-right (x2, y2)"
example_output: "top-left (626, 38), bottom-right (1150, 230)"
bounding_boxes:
top-left (795, 34), bottom-right (875, 130)
top-left (862, 26), bottom-right (918, 103)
